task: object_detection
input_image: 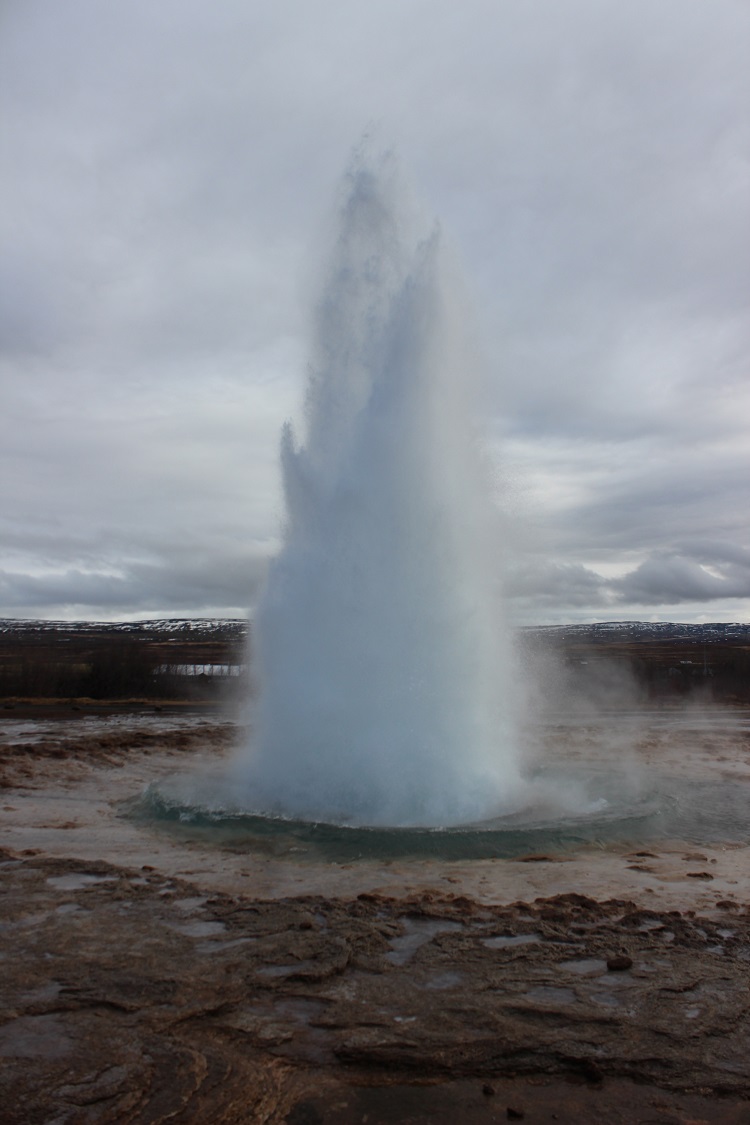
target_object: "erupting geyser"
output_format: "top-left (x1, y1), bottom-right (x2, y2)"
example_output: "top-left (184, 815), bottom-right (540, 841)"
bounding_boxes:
top-left (234, 153), bottom-right (525, 827)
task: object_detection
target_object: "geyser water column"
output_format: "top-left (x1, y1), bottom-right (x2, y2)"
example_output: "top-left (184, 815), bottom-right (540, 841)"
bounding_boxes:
top-left (236, 153), bottom-right (524, 827)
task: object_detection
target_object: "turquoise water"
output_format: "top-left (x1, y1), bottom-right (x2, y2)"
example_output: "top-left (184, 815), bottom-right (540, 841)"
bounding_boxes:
top-left (127, 767), bottom-right (748, 863)
top-left (121, 709), bottom-right (750, 863)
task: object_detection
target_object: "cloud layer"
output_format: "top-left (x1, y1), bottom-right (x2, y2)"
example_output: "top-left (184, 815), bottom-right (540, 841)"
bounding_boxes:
top-left (1, 0), bottom-right (748, 623)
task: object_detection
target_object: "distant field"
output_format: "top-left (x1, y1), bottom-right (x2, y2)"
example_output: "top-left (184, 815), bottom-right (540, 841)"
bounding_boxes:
top-left (1, 618), bottom-right (749, 705)
top-left (0, 619), bottom-right (247, 706)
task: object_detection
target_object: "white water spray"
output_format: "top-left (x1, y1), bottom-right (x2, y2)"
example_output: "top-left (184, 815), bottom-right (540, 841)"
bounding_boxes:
top-left (235, 153), bottom-right (525, 826)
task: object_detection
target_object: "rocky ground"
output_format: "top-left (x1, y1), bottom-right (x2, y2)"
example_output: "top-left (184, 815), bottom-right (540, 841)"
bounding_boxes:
top-left (1, 715), bottom-right (749, 1123)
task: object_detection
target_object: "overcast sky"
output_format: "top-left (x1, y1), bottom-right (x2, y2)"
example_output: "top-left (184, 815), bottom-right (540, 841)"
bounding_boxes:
top-left (2, 0), bottom-right (749, 626)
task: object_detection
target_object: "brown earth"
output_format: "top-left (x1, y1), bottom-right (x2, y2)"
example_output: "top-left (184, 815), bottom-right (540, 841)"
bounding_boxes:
top-left (1, 718), bottom-right (749, 1123)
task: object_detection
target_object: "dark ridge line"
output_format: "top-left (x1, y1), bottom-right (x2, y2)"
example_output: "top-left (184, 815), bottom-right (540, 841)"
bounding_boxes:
top-left (1, 617), bottom-right (748, 642)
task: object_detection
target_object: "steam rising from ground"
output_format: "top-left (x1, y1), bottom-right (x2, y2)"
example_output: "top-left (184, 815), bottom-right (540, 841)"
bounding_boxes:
top-left (231, 153), bottom-right (525, 826)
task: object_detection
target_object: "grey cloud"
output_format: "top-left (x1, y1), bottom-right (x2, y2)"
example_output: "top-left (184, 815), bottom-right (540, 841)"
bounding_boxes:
top-left (1, 0), bottom-right (748, 623)
top-left (614, 548), bottom-right (750, 606)
top-left (0, 255), bottom-right (64, 357)
top-left (545, 451), bottom-right (750, 557)
top-left (505, 560), bottom-right (608, 607)
top-left (0, 549), bottom-right (268, 618)
top-left (506, 545), bottom-right (750, 621)
top-left (681, 541), bottom-right (750, 570)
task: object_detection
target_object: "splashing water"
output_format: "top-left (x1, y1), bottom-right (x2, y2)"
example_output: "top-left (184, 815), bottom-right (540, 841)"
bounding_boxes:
top-left (232, 153), bottom-right (525, 827)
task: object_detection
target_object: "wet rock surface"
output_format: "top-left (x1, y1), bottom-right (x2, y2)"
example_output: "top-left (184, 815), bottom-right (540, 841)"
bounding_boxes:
top-left (0, 720), bottom-right (235, 789)
top-left (2, 849), bottom-right (750, 1123)
top-left (2, 713), bottom-right (750, 1121)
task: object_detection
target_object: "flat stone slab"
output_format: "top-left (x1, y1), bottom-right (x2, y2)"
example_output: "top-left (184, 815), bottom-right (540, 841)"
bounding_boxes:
top-left (2, 850), bottom-right (750, 1123)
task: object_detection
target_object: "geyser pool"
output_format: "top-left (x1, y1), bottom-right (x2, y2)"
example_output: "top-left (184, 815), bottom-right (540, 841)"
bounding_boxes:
top-left (231, 153), bottom-right (524, 828)
top-left (133, 706), bottom-right (750, 862)
top-left (135, 707), bottom-right (750, 861)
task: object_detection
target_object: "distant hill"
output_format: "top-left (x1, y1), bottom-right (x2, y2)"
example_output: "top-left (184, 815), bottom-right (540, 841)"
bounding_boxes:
top-left (523, 621), bottom-right (750, 643)
top-left (0, 618), bottom-right (247, 704)
top-left (1, 617), bottom-right (748, 704)
top-left (0, 617), bottom-right (246, 638)
top-left (1, 617), bottom-right (748, 643)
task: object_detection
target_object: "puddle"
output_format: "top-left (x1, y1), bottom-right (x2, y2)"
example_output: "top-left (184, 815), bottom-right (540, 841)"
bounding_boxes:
top-left (420, 971), bottom-right (465, 991)
top-left (385, 918), bottom-right (462, 966)
top-left (525, 986), bottom-right (576, 1005)
top-left (196, 936), bottom-right (255, 955)
top-left (47, 873), bottom-right (117, 891)
top-left (274, 997), bottom-right (327, 1023)
top-left (603, 972), bottom-right (637, 988)
top-left (558, 957), bottom-right (608, 975)
top-left (636, 958), bottom-right (672, 973)
top-left (256, 959), bottom-right (320, 978)
top-left (173, 896), bottom-right (209, 913)
top-left (591, 991), bottom-right (623, 1008)
top-left (168, 920), bottom-right (226, 938)
top-left (483, 932), bottom-right (542, 949)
